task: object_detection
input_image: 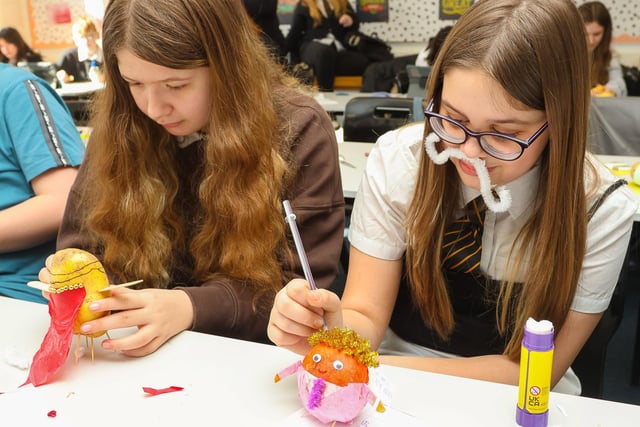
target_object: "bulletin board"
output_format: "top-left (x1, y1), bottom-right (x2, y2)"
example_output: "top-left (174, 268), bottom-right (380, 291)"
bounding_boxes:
top-left (27, 0), bottom-right (87, 49)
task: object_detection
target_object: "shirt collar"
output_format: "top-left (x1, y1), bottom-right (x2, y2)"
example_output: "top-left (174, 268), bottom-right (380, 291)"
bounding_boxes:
top-left (175, 132), bottom-right (206, 148)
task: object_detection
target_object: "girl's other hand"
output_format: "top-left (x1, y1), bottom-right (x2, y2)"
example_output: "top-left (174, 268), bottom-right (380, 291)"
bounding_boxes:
top-left (77, 287), bottom-right (193, 357)
top-left (338, 14), bottom-right (353, 28)
top-left (268, 278), bottom-right (342, 355)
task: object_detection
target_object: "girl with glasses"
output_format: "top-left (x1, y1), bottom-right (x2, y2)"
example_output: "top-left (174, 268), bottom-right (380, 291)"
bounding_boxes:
top-left (35, 0), bottom-right (345, 357)
top-left (269, 0), bottom-right (637, 394)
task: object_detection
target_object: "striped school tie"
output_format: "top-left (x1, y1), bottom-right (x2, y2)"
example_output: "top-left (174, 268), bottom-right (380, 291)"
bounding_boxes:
top-left (442, 197), bottom-right (487, 275)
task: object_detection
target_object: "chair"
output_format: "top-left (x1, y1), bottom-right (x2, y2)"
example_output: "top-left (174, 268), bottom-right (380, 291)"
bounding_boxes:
top-left (406, 65), bottom-right (431, 98)
top-left (343, 96), bottom-right (415, 142)
top-left (588, 97), bottom-right (640, 156)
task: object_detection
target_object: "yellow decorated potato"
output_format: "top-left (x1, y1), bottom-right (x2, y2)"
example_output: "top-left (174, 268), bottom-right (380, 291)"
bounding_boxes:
top-left (49, 248), bottom-right (110, 337)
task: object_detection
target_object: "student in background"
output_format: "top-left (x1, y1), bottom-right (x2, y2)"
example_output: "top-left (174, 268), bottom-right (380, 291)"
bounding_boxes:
top-left (286, 0), bottom-right (369, 91)
top-left (0, 27), bottom-right (43, 65)
top-left (56, 16), bottom-right (104, 84)
top-left (37, 0), bottom-right (344, 357)
top-left (243, 0), bottom-right (287, 63)
top-left (0, 63), bottom-right (85, 303)
top-left (268, 0), bottom-right (636, 395)
top-left (578, 1), bottom-right (627, 97)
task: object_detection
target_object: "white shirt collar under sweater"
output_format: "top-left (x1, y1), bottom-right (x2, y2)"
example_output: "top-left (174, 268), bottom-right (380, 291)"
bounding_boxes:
top-left (175, 132), bottom-right (206, 148)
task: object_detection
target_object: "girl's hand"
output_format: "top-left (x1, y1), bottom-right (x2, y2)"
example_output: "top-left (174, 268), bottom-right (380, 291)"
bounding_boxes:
top-left (77, 287), bottom-right (193, 357)
top-left (267, 278), bottom-right (342, 355)
top-left (37, 254), bottom-right (55, 301)
top-left (338, 14), bottom-right (353, 27)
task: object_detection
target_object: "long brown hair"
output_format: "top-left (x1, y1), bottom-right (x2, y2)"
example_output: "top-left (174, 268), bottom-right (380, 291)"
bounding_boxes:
top-left (405, 0), bottom-right (591, 358)
top-left (81, 0), bottom-right (297, 298)
top-left (302, 0), bottom-right (349, 27)
top-left (579, 1), bottom-right (613, 87)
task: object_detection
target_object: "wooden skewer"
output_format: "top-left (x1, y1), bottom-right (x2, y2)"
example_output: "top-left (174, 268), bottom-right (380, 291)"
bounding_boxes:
top-left (27, 279), bottom-right (143, 293)
top-left (98, 279), bottom-right (143, 292)
top-left (26, 281), bottom-right (50, 292)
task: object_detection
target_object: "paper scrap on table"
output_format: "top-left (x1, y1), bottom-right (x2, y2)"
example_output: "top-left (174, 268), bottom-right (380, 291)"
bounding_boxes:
top-left (281, 405), bottom-right (423, 426)
top-left (142, 386), bottom-right (184, 396)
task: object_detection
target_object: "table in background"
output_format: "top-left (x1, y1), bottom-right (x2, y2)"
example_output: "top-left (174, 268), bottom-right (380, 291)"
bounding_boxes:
top-left (314, 91), bottom-right (361, 114)
top-left (1, 296), bottom-right (638, 426)
top-left (338, 138), bottom-right (373, 199)
top-left (595, 154), bottom-right (640, 221)
top-left (56, 82), bottom-right (105, 98)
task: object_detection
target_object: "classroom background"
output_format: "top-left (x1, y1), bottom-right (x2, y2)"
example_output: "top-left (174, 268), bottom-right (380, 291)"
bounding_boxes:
top-left (0, 0), bottom-right (638, 66)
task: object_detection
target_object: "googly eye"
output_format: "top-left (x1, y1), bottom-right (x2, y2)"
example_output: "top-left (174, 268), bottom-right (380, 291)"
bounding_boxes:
top-left (333, 360), bottom-right (344, 370)
top-left (312, 353), bottom-right (322, 363)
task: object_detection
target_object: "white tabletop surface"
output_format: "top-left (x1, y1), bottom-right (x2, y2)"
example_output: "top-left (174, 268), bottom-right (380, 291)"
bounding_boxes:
top-left (56, 82), bottom-right (104, 98)
top-left (338, 138), bottom-right (373, 199)
top-left (314, 91), bottom-right (362, 113)
top-left (0, 296), bottom-right (638, 426)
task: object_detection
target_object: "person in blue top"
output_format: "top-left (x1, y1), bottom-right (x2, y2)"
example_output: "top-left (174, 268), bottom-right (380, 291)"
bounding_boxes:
top-left (0, 63), bottom-right (85, 303)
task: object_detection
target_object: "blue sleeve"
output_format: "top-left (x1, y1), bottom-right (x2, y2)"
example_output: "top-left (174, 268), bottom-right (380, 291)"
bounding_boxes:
top-left (3, 78), bottom-right (85, 183)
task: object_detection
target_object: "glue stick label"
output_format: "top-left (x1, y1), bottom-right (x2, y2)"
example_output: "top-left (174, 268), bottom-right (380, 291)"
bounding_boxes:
top-left (517, 346), bottom-right (553, 414)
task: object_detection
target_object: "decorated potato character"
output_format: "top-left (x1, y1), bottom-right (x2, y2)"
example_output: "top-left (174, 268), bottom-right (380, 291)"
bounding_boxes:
top-left (275, 327), bottom-right (384, 424)
top-left (49, 248), bottom-right (111, 336)
top-left (23, 248), bottom-right (112, 387)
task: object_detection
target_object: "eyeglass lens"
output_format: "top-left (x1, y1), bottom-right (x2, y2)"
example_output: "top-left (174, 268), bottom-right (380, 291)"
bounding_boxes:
top-left (429, 116), bottom-right (523, 160)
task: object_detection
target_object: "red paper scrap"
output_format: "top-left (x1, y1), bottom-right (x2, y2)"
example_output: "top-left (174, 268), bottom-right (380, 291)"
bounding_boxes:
top-left (142, 386), bottom-right (184, 396)
top-left (47, 410), bottom-right (57, 418)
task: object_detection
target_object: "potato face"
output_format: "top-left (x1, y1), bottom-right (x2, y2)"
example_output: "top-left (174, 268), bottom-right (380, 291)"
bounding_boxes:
top-left (49, 248), bottom-right (110, 336)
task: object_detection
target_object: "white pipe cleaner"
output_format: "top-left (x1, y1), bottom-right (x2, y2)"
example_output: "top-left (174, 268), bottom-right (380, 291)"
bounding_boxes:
top-left (424, 132), bottom-right (512, 212)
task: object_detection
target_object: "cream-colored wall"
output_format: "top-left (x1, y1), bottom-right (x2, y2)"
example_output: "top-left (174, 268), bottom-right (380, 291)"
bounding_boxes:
top-left (0, 1), bottom-right (31, 44)
top-left (0, 0), bottom-right (75, 62)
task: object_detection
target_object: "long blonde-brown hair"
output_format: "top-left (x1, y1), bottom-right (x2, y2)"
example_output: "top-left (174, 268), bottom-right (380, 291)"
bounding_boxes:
top-left (405, 0), bottom-right (591, 358)
top-left (302, 0), bottom-right (349, 27)
top-left (579, 1), bottom-right (613, 88)
top-left (81, 0), bottom-right (296, 298)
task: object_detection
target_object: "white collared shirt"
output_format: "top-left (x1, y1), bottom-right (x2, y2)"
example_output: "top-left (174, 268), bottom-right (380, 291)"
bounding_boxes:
top-left (349, 122), bottom-right (637, 313)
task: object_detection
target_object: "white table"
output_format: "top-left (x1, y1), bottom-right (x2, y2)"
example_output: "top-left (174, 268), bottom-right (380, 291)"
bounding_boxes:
top-left (338, 140), bottom-right (373, 199)
top-left (594, 154), bottom-right (640, 221)
top-left (56, 82), bottom-right (104, 99)
top-left (314, 91), bottom-right (361, 114)
top-left (0, 296), bottom-right (638, 426)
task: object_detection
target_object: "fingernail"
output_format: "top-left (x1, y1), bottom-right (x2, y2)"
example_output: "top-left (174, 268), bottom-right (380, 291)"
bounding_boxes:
top-left (102, 341), bottom-right (112, 350)
top-left (89, 302), bottom-right (100, 311)
top-left (80, 323), bottom-right (92, 333)
top-left (313, 319), bottom-right (324, 329)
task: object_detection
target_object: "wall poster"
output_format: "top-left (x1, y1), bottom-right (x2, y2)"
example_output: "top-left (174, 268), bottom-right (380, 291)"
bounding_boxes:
top-left (439, 0), bottom-right (473, 20)
top-left (356, 0), bottom-right (389, 23)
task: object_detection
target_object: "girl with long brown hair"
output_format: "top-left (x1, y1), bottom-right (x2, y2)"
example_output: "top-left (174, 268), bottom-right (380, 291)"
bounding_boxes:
top-left (579, 1), bottom-right (627, 96)
top-left (269, 0), bottom-right (637, 394)
top-left (38, 0), bottom-right (345, 357)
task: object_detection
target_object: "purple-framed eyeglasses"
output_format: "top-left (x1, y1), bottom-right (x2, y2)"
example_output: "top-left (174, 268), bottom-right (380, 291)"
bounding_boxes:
top-left (424, 98), bottom-right (548, 161)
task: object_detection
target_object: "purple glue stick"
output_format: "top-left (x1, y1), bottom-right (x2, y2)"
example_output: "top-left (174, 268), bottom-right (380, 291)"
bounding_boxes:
top-left (516, 318), bottom-right (554, 427)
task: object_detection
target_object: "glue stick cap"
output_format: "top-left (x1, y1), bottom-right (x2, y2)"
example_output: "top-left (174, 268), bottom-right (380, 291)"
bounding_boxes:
top-left (522, 318), bottom-right (554, 351)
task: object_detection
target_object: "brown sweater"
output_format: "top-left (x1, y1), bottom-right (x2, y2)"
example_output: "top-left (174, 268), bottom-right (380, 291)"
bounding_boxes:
top-left (57, 88), bottom-right (345, 344)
